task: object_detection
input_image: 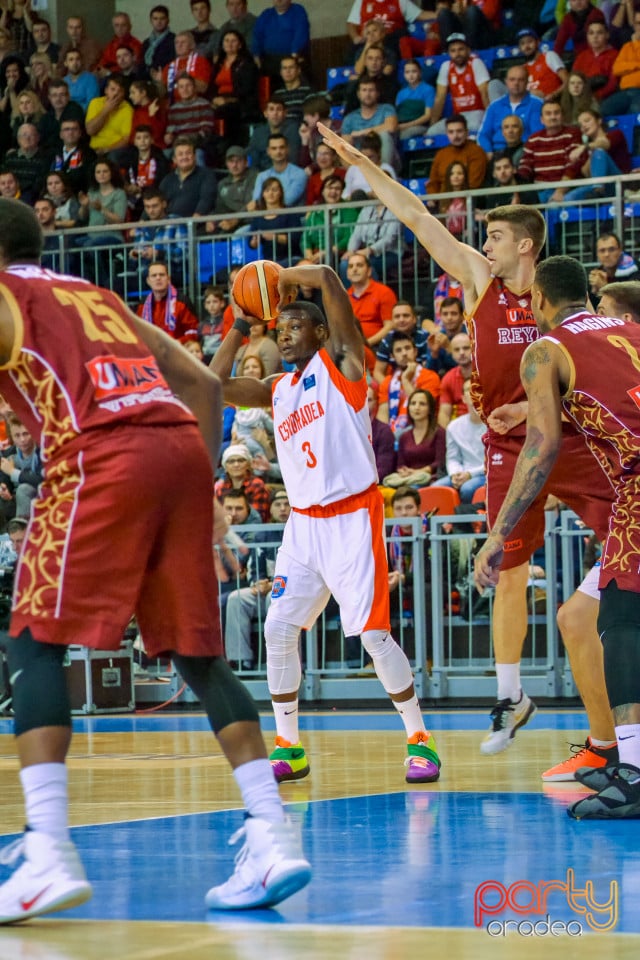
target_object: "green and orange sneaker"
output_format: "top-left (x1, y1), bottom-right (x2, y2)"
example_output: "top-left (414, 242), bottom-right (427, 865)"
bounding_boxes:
top-left (269, 736), bottom-right (310, 783)
top-left (405, 731), bottom-right (441, 783)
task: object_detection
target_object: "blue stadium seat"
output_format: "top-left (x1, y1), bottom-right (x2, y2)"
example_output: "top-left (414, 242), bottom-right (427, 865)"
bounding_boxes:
top-left (493, 45), bottom-right (520, 61)
top-left (326, 66), bottom-right (352, 90)
top-left (198, 237), bottom-right (262, 283)
top-left (401, 178), bottom-right (429, 196)
top-left (329, 104), bottom-right (345, 122)
top-left (406, 21), bottom-right (428, 40)
top-left (477, 46), bottom-right (497, 71)
top-left (605, 114), bottom-right (637, 154)
top-left (400, 133), bottom-right (449, 154)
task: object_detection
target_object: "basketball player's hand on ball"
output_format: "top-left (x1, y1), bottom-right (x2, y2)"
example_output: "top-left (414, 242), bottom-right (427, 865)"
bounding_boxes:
top-left (276, 273), bottom-right (298, 312)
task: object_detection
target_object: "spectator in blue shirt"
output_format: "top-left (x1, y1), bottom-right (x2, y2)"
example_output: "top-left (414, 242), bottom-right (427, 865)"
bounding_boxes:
top-left (341, 76), bottom-right (399, 169)
top-left (476, 65), bottom-right (543, 160)
top-left (252, 0), bottom-right (310, 82)
top-left (395, 59), bottom-right (436, 141)
top-left (62, 49), bottom-right (100, 113)
top-left (251, 133), bottom-right (308, 207)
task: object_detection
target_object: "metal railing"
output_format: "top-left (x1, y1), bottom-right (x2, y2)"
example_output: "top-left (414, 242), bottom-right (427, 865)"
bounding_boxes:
top-left (40, 172), bottom-right (640, 312)
top-left (194, 510), bottom-right (596, 703)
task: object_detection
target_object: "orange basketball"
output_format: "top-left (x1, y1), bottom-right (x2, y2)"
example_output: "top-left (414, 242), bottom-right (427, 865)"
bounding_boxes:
top-left (232, 260), bottom-right (283, 321)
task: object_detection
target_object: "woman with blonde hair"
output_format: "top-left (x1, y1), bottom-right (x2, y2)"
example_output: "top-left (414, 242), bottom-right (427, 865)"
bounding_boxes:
top-left (28, 51), bottom-right (55, 109)
top-left (11, 87), bottom-right (44, 142)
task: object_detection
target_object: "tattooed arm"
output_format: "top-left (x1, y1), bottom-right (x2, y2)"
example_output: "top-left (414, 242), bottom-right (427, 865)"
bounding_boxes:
top-left (475, 339), bottom-right (566, 588)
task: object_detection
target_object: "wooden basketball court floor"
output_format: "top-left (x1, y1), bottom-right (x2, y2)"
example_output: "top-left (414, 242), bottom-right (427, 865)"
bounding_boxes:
top-left (1, 708), bottom-right (639, 960)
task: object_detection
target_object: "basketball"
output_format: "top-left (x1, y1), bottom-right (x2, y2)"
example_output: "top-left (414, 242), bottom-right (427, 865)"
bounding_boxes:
top-left (232, 260), bottom-right (283, 321)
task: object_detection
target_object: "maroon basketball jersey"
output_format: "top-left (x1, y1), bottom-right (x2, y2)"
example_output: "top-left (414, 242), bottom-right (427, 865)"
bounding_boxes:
top-left (467, 276), bottom-right (537, 433)
top-left (545, 311), bottom-right (640, 485)
top-left (0, 265), bottom-right (196, 464)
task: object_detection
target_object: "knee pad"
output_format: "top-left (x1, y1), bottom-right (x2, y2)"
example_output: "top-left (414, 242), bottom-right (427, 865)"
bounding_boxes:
top-left (361, 629), bottom-right (414, 696)
top-left (598, 581), bottom-right (640, 710)
top-left (172, 653), bottom-right (259, 734)
top-left (263, 617), bottom-right (301, 696)
top-left (5, 628), bottom-right (70, 736)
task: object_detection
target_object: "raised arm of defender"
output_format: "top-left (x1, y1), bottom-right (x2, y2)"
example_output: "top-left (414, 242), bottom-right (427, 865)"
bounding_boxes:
top-left (317, 124), bottom-right (491, 305)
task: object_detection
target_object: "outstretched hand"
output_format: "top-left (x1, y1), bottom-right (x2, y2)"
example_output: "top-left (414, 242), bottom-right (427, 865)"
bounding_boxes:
top-left (317, 123), bottom-right (366, 168)
top-left (474, 535), bottom-right (504, 592)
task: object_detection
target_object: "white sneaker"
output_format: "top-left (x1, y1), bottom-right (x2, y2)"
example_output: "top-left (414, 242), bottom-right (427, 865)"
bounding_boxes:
top-left (480, 692), bottom-right (537, 755)
top-left (205, 815), bottom-right (311, 910)
top-left (0, 831), bottom-right (92, 924)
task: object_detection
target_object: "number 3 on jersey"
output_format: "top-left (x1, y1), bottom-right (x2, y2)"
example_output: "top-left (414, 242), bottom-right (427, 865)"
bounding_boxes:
top-left (302, 441), bottom-right (317, 468)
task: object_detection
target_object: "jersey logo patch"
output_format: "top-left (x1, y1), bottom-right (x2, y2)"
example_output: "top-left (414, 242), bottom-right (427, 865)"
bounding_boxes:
top-left (627, 383), bottom-right (640, 411)
top-left (85, 354), bottom-right (168, 401)
top-left (271, 576), bottom-right (288, 598)
top-left (303, 374), bottom-right (316, 391)
top-left (506, 307), bottom-right (535, 326)
top-left (504, 538), bottom-right (524, 552)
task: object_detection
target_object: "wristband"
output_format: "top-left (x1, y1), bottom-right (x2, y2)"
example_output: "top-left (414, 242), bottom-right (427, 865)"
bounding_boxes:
top-left (233, 317), bottom-right (251, 336)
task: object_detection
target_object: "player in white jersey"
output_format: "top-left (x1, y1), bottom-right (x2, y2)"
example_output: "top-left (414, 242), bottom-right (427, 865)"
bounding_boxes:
top-left (211, 263), bottom-right (441, 784)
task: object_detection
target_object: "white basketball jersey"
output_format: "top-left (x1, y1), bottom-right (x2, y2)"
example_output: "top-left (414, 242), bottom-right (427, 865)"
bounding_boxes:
top-left (272, 349), bottom-right (377, 509)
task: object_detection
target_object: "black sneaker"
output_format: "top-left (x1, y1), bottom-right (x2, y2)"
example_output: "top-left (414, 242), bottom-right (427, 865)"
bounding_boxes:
top-left (568, 764), bottom-right (640, 819)
top-left (574, 763), bottom-right (620, 792)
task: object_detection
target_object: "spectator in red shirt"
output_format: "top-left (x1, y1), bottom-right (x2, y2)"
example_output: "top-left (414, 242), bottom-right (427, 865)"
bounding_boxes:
top-left (377, 334), bottom-right (441, 434)
top-left (554, 0), bottom-right (606, 58)
top-left (518, 27), bottom-right (568, 101)
top-left (136, 261), bottom-right (199, 339)
top-left (571, 21), bottom-right (620, 102)
top-left (438, 331), bottom-right (472, 428)
top-left (96, 12), bottom-right (143, 78)
top-left (160, 31), bottom-right (212, 103)
top-left (344, 251), bottom-right (397, 346)
top-left (129, 80), bottom-right (168, 149)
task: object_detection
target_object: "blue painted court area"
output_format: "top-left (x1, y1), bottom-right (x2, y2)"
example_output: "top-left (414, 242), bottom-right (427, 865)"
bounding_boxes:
top-left (1, 791), bottom-right (635, 933)
top-left (0, 709), bottom-right (592, 736)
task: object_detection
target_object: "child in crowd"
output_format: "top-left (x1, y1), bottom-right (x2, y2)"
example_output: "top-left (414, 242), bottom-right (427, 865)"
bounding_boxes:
top-left (199, 284), bottom-right (226, 360)
top-left (440, 162), bottom-right (469, 241)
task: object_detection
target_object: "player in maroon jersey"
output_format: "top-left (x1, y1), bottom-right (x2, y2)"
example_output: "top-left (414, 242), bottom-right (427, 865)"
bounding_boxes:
top-left (0, 198), bottom-right (310, 923)
top-left (476, 255), bottom-right (640, 819)
top-left (318, 125), bottom-right (618, 781)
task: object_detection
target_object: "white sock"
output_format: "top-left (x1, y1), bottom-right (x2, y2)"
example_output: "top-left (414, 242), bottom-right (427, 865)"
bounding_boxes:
top-left (496, 663), bottom-right (521, 703)
top-left (589, 736), bottom-right (617, 749)
top-left (233, 759), bottom-right (284, 823)
top-left (272, 700), bottom-right (300, 744)
top-left (393, 694), bottom-right (426, 738)
top-left (615, 723), bottom-right (640, 773)
top-left (20, 763), bottom-right (69, 841)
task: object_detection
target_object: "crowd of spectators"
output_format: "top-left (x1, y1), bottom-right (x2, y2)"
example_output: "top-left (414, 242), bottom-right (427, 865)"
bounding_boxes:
top-left (4, 1), bottom-right (639, 664)
top-left (1, 7), bottom-right (639, 467)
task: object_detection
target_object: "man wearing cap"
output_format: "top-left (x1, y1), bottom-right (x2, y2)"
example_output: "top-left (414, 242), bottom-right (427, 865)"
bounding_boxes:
top-left (477, 65), bottom-right (543, 159)
top-left (207, 147), bottom-right (259, 235)
top-left (427, 33), bottom-right (493, 135)
top-left (518, 27), bottom-right (568, 101)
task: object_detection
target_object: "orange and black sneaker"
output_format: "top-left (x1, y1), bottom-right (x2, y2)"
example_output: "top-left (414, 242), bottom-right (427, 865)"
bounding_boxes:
top-left (541, 737), bottom-right (618, 782)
